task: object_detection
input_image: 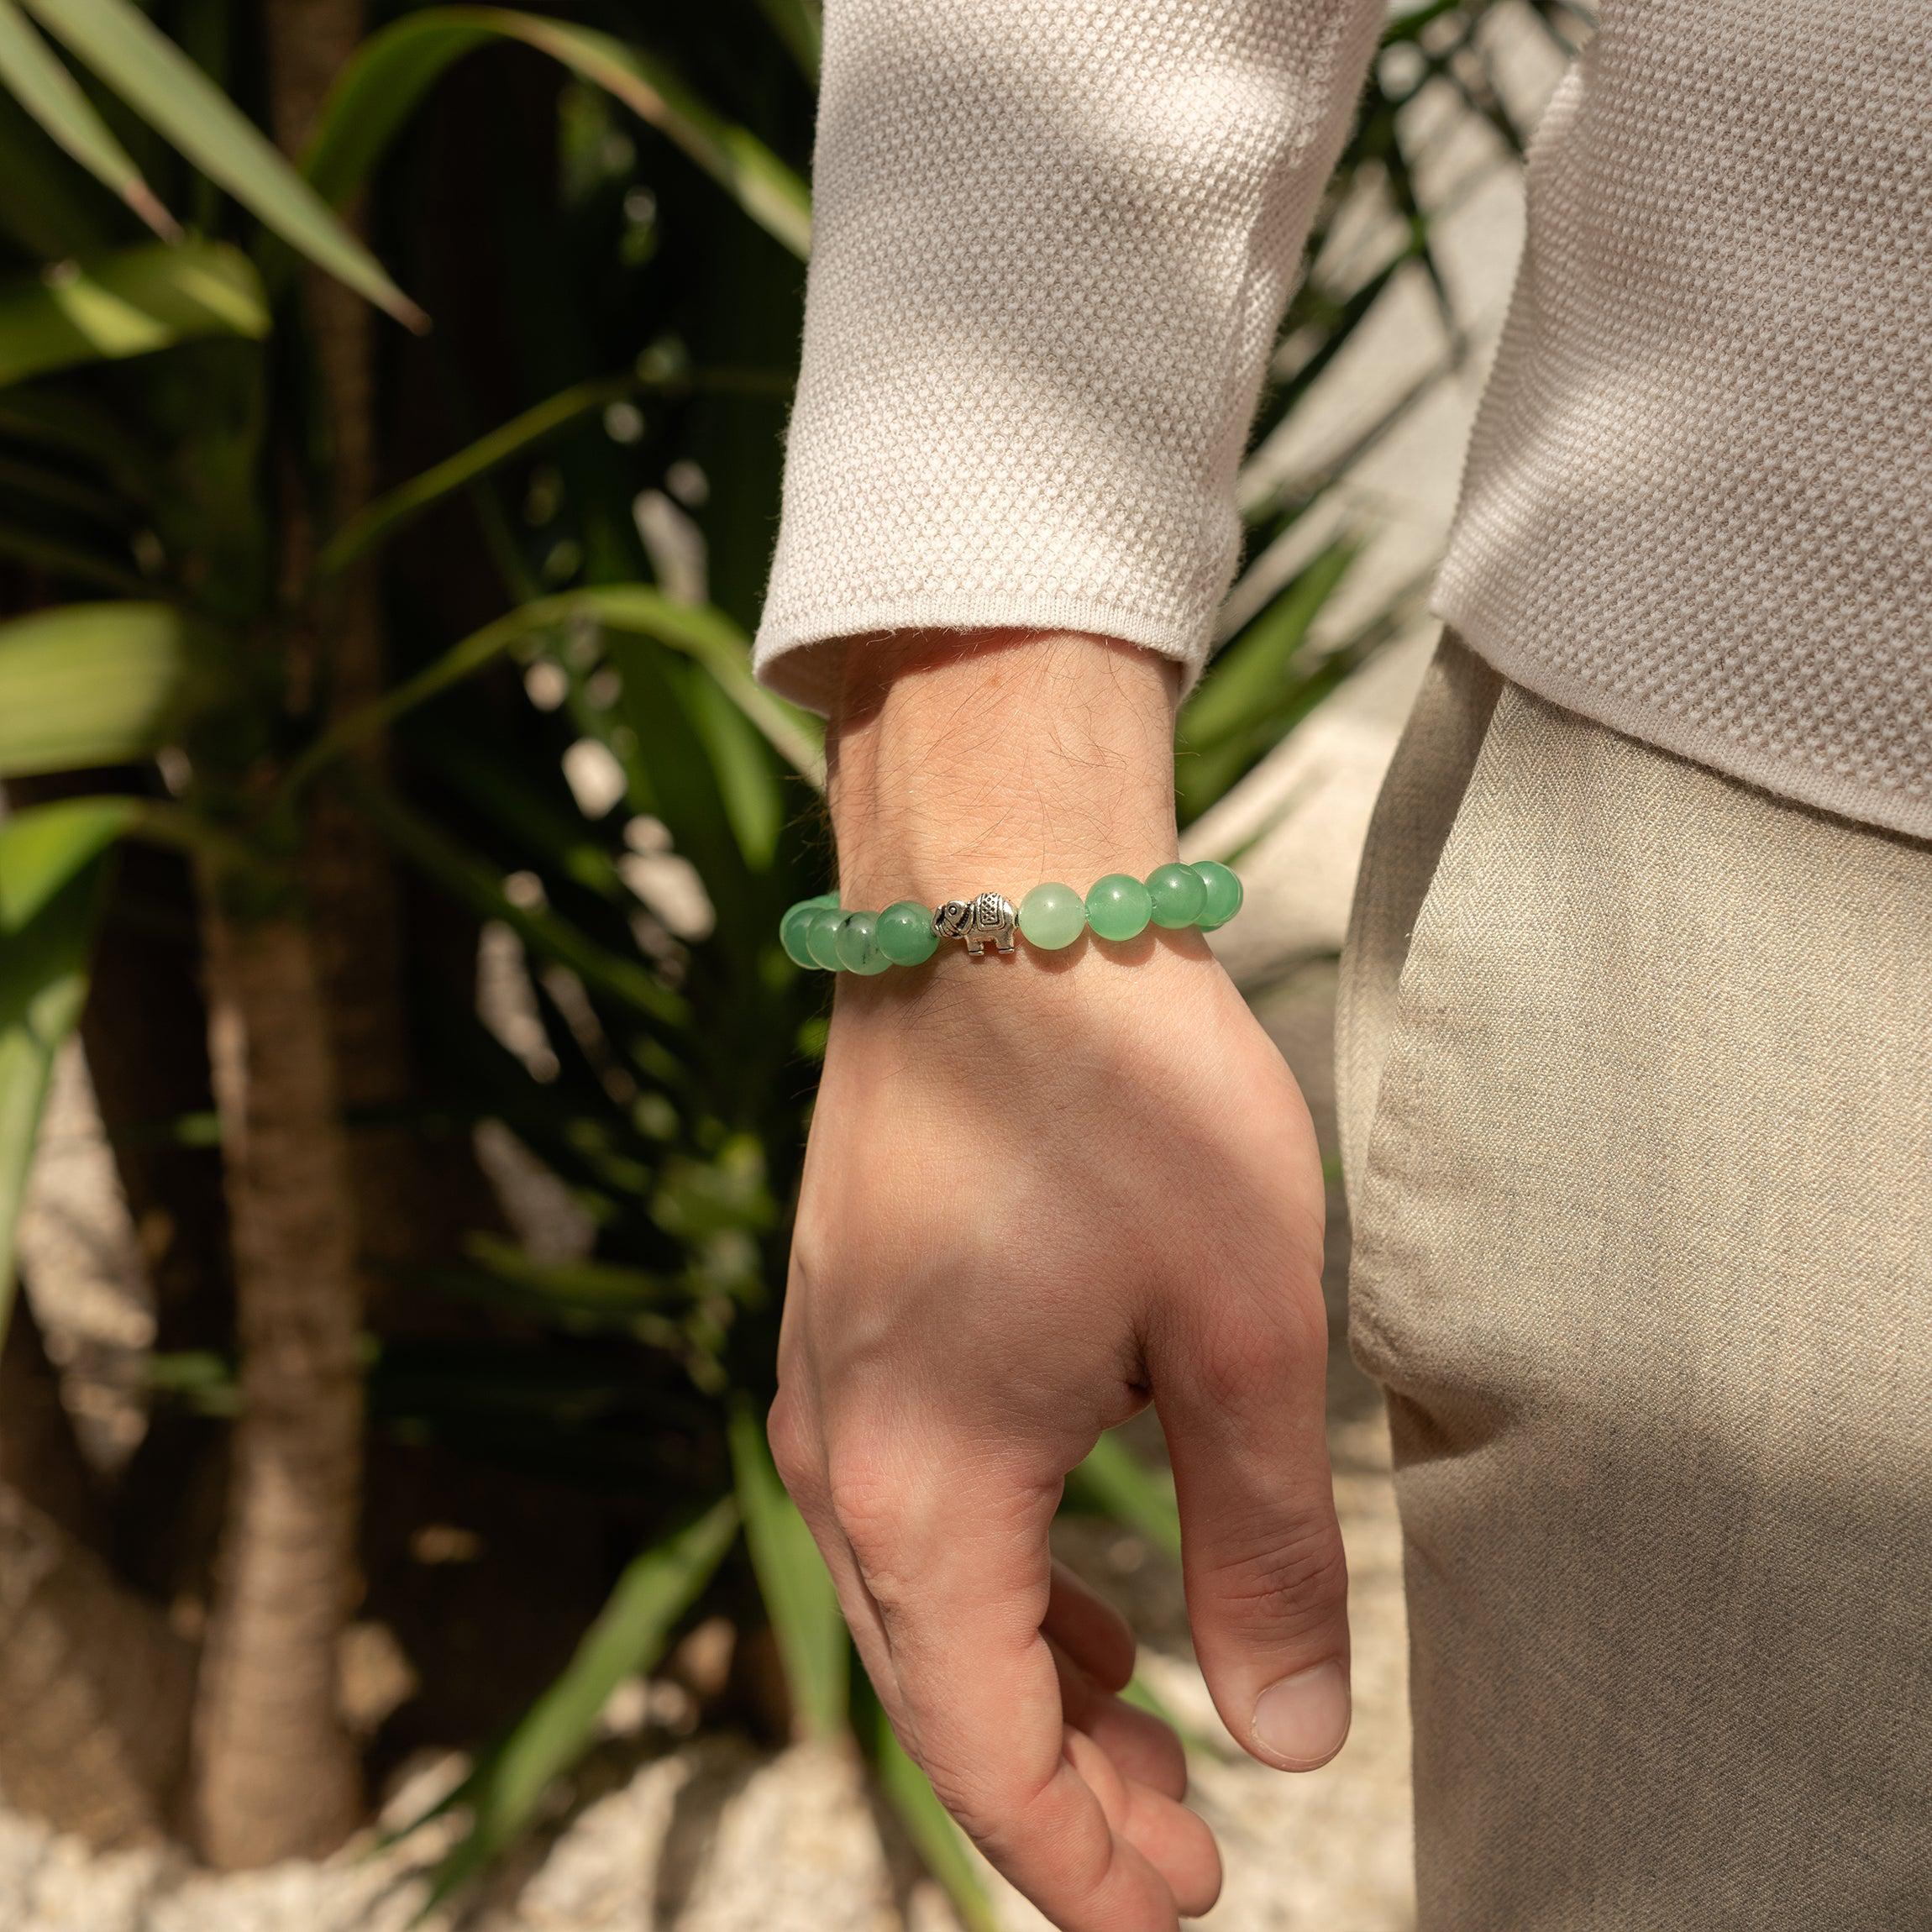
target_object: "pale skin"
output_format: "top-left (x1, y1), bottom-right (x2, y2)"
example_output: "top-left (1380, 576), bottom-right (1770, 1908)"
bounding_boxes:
top-left (769, 630), bottom-right (1348, 1929)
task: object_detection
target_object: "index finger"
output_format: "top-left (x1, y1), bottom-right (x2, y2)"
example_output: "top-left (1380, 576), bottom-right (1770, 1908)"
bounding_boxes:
top-left (826, 1432), bottom-right (1184, 1930)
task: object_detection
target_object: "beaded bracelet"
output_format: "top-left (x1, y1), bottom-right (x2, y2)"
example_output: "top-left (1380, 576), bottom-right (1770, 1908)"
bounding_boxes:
top-left (780, 861), bottom-right (1243, 974)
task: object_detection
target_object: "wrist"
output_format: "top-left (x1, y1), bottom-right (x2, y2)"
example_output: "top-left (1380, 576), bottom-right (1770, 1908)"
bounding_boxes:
top-left (826, 630), bottom-right (1182, 906)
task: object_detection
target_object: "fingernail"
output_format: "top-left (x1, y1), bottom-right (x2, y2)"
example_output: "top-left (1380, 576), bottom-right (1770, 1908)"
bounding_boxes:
top-left (1252, 1660), bottom-right (1350, 1767)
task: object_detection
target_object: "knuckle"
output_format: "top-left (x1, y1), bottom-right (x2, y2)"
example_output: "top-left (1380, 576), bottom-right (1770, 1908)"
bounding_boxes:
top-left (1189, 1336), bottom-right (1264, 1420)
top-left (926, 1754), bottom-right (1069, 1878)
top-left (1255, 1278), bottom-right (1329, 1368)
top-left (919, 1756), bottom-right (1005, 1845)
top-left (823, 1441), bottom-right (903, 1557)
top-left (1193, 1293), bottom-right (1326, 1415)
top-left (765, 1392), bottom-right (818, 1502)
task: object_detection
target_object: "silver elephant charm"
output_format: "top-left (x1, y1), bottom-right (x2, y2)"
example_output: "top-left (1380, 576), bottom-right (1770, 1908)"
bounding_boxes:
top-left (932, 891), bottom-right (1018, 957)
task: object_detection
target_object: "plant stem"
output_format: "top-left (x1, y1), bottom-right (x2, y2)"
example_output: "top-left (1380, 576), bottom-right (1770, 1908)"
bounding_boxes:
top-left (187, 903), bottom-right (363, 1865)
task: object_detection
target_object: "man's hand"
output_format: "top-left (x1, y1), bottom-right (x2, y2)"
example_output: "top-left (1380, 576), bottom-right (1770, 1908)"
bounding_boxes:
top-left (769, 633), bottom-right (1347, 1929)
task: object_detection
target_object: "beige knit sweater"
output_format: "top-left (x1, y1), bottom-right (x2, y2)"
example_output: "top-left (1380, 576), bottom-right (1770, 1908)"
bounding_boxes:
top-left (754, 1), bottom-right (1931, 841)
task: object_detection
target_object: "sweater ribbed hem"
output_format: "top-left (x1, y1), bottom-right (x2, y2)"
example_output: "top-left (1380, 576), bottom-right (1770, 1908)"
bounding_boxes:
top-left (753, 592), bottom-right (1216, 714)
top-left (1440, 604), bottom-right (1932, 848)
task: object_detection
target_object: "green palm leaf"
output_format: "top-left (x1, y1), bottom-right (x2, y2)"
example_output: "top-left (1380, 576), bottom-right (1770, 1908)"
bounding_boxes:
top-left (318, 370), bottom-right (638, 576)
top-left (0, 239), bottom-right (268, 389)
top-left (1175, 538), bottom-right (1362, 821)
top-left (289, 585), bottom-right (822, 799)
top-left (1065, 1430), bottom-right (1182, 1559)
top-left (0, 601), bottom-right (226, 774)
top-left (317, 362), bottom-right (792, 576)
top-left (18, 0), bottom-right (424, 328)
top-left (304, 8), bottom-right (811, 260)
top-left (756, 0), bottom-right (823, 83)
top-left (405, 1498), bottom-right (739, 1914)
top-left (0, 386), bottom-right (162, 499)
top-left (0, 520), bottom-right (148, 596)
top-left (349, 778), bottom-right (689, 1028)
top-left (0, 796), bottom-right (135, 1346)
top-left (0, 0), bottom-right (177, 238)
top-left (729, 1403), bottom-right (848, 1742)
top-left (872, 1704), bottom-right (1002, 1932)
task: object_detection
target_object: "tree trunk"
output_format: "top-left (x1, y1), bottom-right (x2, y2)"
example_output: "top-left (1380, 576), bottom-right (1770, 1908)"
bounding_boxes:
top-left (263, 0), bottom-right (433, 1284)
top-left (186, 906), bottom-right (363, 1866)
top-left (0, 1298), bottom-right (193, 1845)
top-left (185, 0), bottom-right (486, 1864)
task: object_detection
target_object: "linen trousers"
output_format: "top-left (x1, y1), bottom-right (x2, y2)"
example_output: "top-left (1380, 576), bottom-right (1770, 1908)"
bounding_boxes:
top-left (1336, 633), bottom-right (1932, 1929)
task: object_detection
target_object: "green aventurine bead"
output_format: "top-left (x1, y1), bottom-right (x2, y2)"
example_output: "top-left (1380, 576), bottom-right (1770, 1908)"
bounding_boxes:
top-left (1018, 881), bottom-right (1085, 950)
top-left (780, 902), bottom-right (821, 968)
top-left (877, 899), bottom-right (939, 966)
top-left (805, 907), bottom-right (848, 971)
top-left (1192, 859), bottom-right (1243, 931)
top-left (835, 911), bottom-right (890, 974)
top-left (1147, 862), bottom-right (1207, 928)
top-left (1085, 873), bottom-right (1152, 942)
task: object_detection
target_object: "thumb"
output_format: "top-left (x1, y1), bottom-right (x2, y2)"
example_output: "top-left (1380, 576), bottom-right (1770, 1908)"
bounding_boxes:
top-left (1156, 1285), bottom-right (1352, 1771)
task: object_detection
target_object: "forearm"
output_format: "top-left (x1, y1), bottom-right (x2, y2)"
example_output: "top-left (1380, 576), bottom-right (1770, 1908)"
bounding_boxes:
top-left (827, 629), bottom-right (1183, 908)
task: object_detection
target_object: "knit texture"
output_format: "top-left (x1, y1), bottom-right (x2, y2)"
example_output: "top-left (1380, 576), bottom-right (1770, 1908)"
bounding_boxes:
top-left (757, 0), bottom-right (1932, 841)
top-left (755, 0), bottom-right (1384, 709)
top-left (1433, 2), bottom-right (1932, 839)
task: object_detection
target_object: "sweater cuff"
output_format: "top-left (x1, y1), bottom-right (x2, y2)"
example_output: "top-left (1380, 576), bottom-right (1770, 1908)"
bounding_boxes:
top-left (752, 592), bottom-right (1215, 713)
top-left (753, 0), bottom-right (1383, 713)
